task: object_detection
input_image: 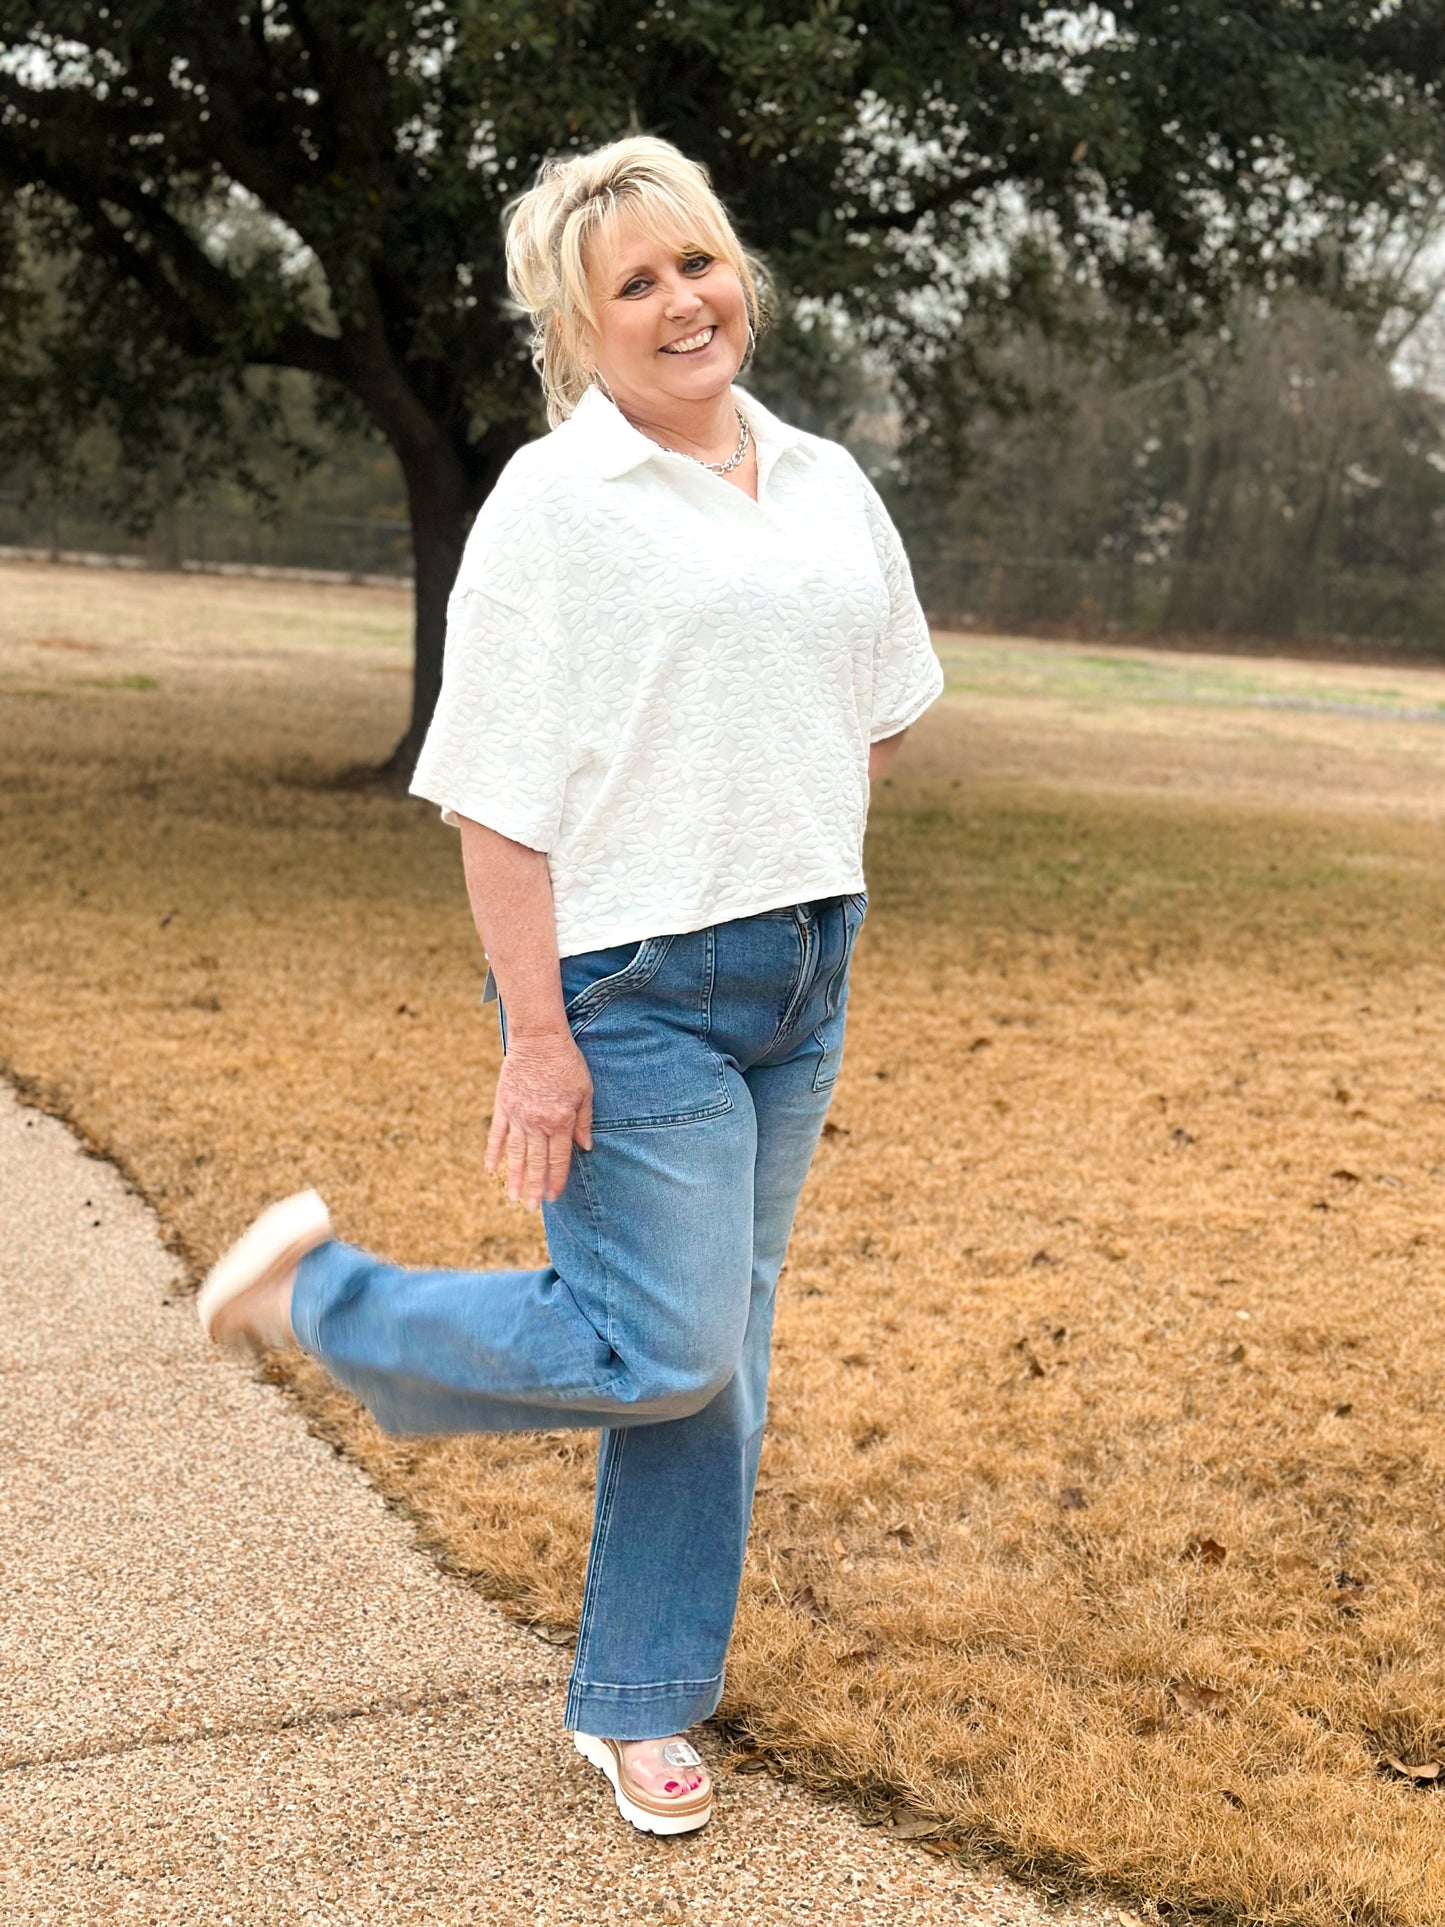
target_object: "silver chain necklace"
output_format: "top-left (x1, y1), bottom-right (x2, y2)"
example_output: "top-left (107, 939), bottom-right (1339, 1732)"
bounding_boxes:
top-left (653, 408), bottom-right (751, 475)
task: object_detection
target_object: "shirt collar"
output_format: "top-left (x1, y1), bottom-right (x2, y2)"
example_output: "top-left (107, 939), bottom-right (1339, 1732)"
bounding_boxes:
top-left (563, 381), bottom-right (810, 483)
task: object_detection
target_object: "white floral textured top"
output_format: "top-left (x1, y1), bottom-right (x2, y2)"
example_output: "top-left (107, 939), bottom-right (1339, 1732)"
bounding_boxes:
top-left (408, 382), bottom-right (944, 957)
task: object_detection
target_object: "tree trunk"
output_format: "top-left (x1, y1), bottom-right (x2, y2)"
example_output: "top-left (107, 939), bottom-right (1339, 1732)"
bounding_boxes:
top-left (380, 440), bottom-right (471, 782)
top-left (1162, 371), bottom-right (1223, 632)
top-left (377, 418), bottom-right (534, 782)
top-left (333, 279), bottom-right (535, 783)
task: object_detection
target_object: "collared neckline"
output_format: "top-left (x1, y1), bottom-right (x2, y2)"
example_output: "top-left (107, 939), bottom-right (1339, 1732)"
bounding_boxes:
top-left (563, 381), bottom-right (810, 485)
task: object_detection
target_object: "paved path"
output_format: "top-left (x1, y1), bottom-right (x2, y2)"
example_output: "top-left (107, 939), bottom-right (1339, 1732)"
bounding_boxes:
top-left (0, 1081), bottom-right (1111, 1926)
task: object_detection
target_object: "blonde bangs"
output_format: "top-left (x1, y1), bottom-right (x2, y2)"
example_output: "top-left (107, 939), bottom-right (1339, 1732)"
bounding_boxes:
top-left (504, 135), bottom-right (769, 427)
top-left (557, 185), bottom-right (743, 334)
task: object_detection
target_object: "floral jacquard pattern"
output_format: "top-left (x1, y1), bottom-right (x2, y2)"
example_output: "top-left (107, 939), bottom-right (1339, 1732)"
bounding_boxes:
top-left (408, 385), bottom-right (943, 957)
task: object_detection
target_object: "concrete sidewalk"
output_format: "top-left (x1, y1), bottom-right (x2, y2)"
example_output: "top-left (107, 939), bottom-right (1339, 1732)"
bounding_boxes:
top-left (0, 1081), bottom-right (1109, 1926)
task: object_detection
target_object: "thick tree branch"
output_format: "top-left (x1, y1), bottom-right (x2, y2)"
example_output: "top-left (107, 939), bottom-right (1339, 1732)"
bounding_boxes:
top-left (0, 117), bottom-right (344, 381)
top-left (287, 0), bottom-right (385, 178)
top-left (337, 271), bottom-right (459, 470)
top-left (244, 322), bottom-right (346, 382)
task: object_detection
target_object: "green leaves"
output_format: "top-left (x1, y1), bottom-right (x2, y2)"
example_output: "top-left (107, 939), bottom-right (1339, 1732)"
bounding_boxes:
top-left (4, 0), bottom-right (1440, 479)
top-left (2, 0), bottom-right (1442, 769)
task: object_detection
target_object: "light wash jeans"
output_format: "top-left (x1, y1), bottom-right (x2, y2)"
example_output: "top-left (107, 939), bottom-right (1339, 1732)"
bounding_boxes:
top-left (290, 893), bottom-right (866, 1740)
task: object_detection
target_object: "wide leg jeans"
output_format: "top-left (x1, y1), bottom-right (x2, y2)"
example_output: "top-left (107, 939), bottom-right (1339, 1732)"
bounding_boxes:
top-left (290, 895), bottom-right (866, 1740)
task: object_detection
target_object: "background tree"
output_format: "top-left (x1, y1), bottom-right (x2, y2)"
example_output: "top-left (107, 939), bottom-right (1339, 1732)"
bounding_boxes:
top-left (885, 152), bottom-right (1445, 648)
top-left (1, 1), bottom-right (1440, 773)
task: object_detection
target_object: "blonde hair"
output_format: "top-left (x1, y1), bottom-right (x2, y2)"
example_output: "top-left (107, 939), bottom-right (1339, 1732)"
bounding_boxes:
top-left (503, 135), bottom-right (769, 428)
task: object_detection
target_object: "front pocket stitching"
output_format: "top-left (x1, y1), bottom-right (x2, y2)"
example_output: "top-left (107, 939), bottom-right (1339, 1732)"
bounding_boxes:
top-left (761, 910), bottom-right (812, 1058)
top-left (812, 1023), bottom-right (843, 1091)
top-left (591, 1084), bottom-right (735, 1132)
top-left (809, 1032), bottom-right (843, 1094)
top-left (566, 934), bottom-right (674, 1031)
top-left (822, 898), bottom-right (864, 1019)
top-left (814, 900), bottom-right (862, 1091)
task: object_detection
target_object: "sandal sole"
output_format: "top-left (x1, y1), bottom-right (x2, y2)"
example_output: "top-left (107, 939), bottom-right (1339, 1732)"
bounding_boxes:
top-left (573, 1732), bottom-right (713, 1835)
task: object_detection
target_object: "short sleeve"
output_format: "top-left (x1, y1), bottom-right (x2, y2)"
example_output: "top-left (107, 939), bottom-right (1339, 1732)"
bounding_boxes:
top-left (859, 472), bottom-right (944, 742)
top-left (407, 586), bottom-right (569, 852)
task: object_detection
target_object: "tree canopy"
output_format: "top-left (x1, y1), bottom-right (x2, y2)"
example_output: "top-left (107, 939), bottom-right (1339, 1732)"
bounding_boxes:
top-left (2, 1), bottom-right (1441, 769)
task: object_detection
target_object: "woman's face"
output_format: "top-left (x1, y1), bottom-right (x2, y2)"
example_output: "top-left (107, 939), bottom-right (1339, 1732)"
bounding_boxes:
top-left (585, 208), bottom-right (750, 418)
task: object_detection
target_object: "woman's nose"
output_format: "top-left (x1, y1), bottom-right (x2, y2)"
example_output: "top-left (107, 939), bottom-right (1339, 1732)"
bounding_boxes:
top-left (662, 280), bottom-right (704, 318)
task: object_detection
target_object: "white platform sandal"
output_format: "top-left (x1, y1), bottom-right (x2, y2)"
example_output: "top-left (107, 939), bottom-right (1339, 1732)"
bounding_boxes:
top-left (573, 1732), bottom-right (713, 1835)
top-left (196, 1189), bottom-right (333, 1354)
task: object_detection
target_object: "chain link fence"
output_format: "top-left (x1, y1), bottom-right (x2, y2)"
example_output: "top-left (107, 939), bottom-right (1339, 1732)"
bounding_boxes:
top-left (912, 548), bottom-right (1445, 657)
top-left (5, 494), bottom-right (1445, 656)
top-left (0, 494), bottom-right (413, 584)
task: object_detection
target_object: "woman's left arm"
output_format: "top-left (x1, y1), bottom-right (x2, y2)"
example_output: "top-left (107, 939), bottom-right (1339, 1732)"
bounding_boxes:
top-left (869, 727), bottom-right (908, 783)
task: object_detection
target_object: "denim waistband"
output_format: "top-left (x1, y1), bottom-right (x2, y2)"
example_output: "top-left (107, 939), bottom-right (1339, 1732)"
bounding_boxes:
top-left (483, 896), bottom-right (863, 1003)
top-left (749, 894), bottom-right (855, 923)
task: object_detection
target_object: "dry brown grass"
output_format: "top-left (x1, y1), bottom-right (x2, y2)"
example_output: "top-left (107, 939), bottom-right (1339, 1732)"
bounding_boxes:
top-left (5, 561), bottom-right (1445, 1925)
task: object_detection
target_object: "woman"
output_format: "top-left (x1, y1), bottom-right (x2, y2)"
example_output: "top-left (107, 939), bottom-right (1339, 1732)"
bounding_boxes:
top-left (197, 135), bottom-right (942, 1836)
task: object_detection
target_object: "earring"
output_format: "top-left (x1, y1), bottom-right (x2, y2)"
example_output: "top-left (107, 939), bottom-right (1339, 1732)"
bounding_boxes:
top-left (592, 367), bottom-right (616, 403)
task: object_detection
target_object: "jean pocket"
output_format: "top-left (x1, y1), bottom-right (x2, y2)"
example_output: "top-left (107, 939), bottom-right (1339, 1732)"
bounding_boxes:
top-left (562, 934), bottom-right (674, 1034)
top-left (813, 895), bottom-right (866, 1091)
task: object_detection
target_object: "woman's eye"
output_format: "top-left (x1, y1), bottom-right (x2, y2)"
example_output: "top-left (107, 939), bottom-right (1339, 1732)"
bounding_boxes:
top-left (618, 255), bottom-right (710, 296)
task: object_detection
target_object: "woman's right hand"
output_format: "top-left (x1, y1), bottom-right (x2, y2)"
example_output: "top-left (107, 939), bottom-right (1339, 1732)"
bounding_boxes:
top-left (485, 1027), bottom-right (595, 1210)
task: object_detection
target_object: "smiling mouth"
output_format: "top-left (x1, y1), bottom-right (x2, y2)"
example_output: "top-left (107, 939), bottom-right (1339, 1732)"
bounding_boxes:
top-left (659, 324), bottom-right (716, 355)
